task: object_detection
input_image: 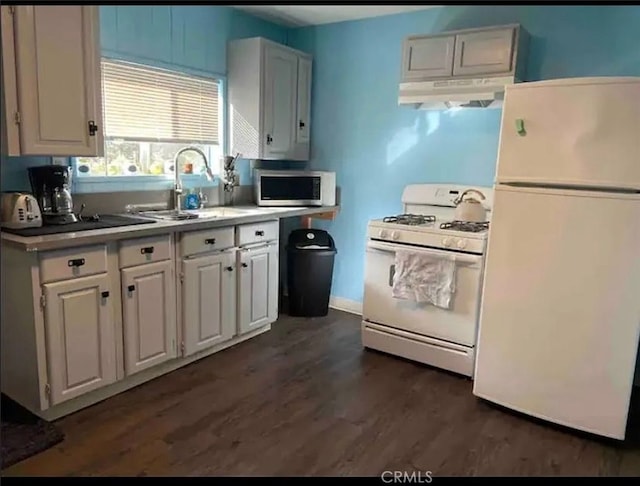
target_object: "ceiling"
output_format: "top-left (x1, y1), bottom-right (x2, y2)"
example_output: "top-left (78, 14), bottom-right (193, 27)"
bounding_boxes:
top-left (233, 5), bottom-right (441, 28)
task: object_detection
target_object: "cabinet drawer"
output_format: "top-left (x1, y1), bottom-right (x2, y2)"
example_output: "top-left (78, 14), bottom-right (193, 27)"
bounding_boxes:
top-left (40, 245), bottom-right (108, 283)
top-left (119, 234), bottom-right (172, 268)
top-left (181, 227), bottom-right (235, 257)
top-left (237, 220), bottom-right (279, 246)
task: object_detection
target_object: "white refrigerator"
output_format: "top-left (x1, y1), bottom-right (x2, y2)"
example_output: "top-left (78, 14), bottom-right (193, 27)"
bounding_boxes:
top-left (473, 77), bottom-right (640, 440)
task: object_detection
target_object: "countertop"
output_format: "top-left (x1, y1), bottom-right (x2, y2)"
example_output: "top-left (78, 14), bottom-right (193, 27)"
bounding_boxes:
top-left (0, 205), bottom-right (338, 252)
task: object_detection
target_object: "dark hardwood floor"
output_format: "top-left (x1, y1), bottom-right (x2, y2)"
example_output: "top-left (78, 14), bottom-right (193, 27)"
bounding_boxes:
top-left (3, 309), bottom-right (640, 477)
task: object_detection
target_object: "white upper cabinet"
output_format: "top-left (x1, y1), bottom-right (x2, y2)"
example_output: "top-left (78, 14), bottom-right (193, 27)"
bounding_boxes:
top-left (1, 6), bottom-right (104, 156)
top-left (401, 24), bottom-right (527, 83)
top-left (263, 44), bottom-right (298, 159)
top-left (402, 35), bottom-right (455, 80)
top-left (295, 56), bottom-right (312, 145)
top-left (228, 37), bottom-right (312, 161)
top-left (43, 273), bottom-right (116, 406)
top-left (452, 27), bottom-right (515, 76)
top-left (121, 260), bottom-right (177, 376)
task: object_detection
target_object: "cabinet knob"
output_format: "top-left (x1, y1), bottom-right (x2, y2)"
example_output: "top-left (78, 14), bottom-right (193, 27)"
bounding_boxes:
top-left (299, 120), bottom-right (305, 129)
top-left (266, 134), bottom-right (273, 145)
top-left (101, 291), bottom-right (110, 299)
top-left (225, 266), bottom-right (234, 272)
top-left (68, 258), bottom-right (85, 267)
top-left (255, 230), bottom-right (265, 236)
top-left (242, 262), bottom-right (248, 268)
top-left (205, 238), bottom-right (216, 245)
top-left (127, 285), bottom-right (136, 292)
top-left (140, 246), bottom-right (154, 255)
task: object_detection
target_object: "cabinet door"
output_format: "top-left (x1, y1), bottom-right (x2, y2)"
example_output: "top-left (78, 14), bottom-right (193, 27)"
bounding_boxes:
top-left (452, 27), bottom-right (515, 76)
top-left (121, 261), bottom-right (176, 376)
top-left (183, 252), bottom-right (236, 357)
top-left (401, 35), bottom-right (455, 81)
top-left (295, 56), bottom-right (312, 145)
top-left (262, 43), bottom-right (298, 159)
top-left (238, 244), bottom-right (278, 335)
top-left (43, 273), bottom-right (116, 405)
top-left (12, 6), bottom-right (103, 156)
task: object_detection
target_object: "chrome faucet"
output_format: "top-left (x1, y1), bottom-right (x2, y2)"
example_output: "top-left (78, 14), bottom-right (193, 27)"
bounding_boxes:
top-left (172, 147), bottom-right (215, 211)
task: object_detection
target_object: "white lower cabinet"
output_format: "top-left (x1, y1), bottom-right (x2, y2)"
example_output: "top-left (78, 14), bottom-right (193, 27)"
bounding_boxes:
top-left (43, 273), bottom-right (117, 405)
top-left (121, 260), bottom-right (177, 376)
top-left (2, 223), bottom-right (284, 417)
top-left (238, 244), bottom-right (279, 334)
top-left (182, 251), bottom-right (236, 356)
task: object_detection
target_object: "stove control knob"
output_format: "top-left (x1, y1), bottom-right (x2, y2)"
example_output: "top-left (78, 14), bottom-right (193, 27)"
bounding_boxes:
top-left (391, 231), bottom-right (400, 240)
top-left (442, 237), bottom-right (452, 248)
top-left (378, 229), bottom-right (388, 238)
top-left (456, 239), bottom-right (467, 250)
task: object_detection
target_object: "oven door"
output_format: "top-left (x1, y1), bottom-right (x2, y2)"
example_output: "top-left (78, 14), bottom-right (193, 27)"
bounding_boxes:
top-left (363, 239), bottom-right (484, 346)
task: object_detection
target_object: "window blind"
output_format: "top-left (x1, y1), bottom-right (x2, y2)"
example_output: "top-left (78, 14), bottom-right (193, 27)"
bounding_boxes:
top-left (101, 60), bottom-right (220, 145)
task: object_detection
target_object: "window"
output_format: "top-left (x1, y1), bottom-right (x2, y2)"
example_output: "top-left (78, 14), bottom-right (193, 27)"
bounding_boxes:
top-left (75, 59), bottom-right (223, 179)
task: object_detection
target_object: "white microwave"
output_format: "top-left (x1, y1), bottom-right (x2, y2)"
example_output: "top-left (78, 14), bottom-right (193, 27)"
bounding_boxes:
top-left (254, 170), bottom-right (336, 207)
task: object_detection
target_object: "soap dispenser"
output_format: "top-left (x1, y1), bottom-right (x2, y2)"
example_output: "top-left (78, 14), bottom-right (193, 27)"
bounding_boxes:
top-left (184, 189), bottom-right (200, 210)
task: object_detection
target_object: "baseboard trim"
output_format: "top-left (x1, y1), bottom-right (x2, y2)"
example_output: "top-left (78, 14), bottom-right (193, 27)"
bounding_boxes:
top-left (329, 296), bottom-right (363, 316)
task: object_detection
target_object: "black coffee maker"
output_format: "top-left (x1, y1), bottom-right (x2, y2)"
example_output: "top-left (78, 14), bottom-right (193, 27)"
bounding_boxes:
top-left (28, 165), bottom-right (78, 225)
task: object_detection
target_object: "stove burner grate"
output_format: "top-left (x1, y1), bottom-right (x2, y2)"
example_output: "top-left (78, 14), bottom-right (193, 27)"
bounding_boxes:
top-left (440, 221), bottom-right (490, 233)
top-left (382, 214), bottom-right (436, 226)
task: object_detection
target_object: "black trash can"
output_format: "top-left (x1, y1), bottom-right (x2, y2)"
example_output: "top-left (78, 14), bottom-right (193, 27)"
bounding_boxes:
top-left (287, 228), bottom-right (337, 317)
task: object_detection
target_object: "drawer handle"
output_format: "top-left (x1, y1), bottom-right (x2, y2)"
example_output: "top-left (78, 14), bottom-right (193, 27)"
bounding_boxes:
top-left (225, 266), bottom-right (234, 272)
top-left (101, 291), bottom-right (110, 299)
top-left (255, 230), bottom-right (265, 236)
top-left (140, 246), bottom-right (155, 255)
top-left (205, 238), bottom-right (216, 245)
top-left (242, 262), bottom-right (248, 268)
top-left (127, 285), bottom-right (136, 292)
top-left (68, 258), bottom-right (85, 268)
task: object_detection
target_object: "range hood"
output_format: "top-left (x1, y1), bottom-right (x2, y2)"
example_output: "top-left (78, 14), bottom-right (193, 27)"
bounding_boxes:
top-left (398, 75), bottom-right (515, 110)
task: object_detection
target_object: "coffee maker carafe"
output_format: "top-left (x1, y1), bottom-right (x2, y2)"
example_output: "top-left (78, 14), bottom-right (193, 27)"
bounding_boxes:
top-left (28, 165), bottom-right (78, 225)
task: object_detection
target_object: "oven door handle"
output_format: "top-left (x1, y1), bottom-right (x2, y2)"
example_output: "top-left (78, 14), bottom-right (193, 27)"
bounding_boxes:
top-left (366, 240), bottom-right (483, 265)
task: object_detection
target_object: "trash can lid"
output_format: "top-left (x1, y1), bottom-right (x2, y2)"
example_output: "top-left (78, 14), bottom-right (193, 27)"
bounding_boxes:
top-left (293, 243), bottom-right (332, 250)
top-left (288, 228), bottom-right (336, 250)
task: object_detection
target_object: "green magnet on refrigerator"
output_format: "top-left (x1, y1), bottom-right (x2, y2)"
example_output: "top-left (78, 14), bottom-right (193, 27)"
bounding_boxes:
top-left (515, 118), bottom-right (526, 136)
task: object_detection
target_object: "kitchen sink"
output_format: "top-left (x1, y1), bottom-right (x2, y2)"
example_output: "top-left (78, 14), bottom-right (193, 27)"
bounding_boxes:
top-left (138, 207), bottom-right (261, 221)
top-left (189, 207), bottom-right (260, 218)
top-left (138, 209), bottom-right (200, 221)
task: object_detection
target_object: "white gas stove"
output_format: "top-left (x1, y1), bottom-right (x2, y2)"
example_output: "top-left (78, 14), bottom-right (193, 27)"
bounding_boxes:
top-left (362, 184), bottom-right (493, 377)
top-left (367, 217), bottom-right (489, 254)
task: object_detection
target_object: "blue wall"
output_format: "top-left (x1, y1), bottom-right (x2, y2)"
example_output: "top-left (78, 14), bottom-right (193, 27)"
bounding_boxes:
top-left (1, 6), bottom-right (289, 193)
top-left (0, 156), bottom-right (53, 192)
top-left (288, 5), bottom-right (640, 304)
top-left (100, 5), bottom-right (287, 78)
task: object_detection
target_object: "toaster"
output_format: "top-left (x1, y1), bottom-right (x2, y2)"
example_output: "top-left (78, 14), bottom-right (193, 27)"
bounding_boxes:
top-left (0, 193), bottom-right (42, 229)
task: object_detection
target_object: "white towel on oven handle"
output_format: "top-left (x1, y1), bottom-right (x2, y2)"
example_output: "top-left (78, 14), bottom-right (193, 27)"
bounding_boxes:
top-left (391, 250), bottom-right (457, 309)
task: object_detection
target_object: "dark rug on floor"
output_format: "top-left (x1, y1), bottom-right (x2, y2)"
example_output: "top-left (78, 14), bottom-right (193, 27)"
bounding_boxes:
top-left (1, 394), bottom-right (64, 469)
